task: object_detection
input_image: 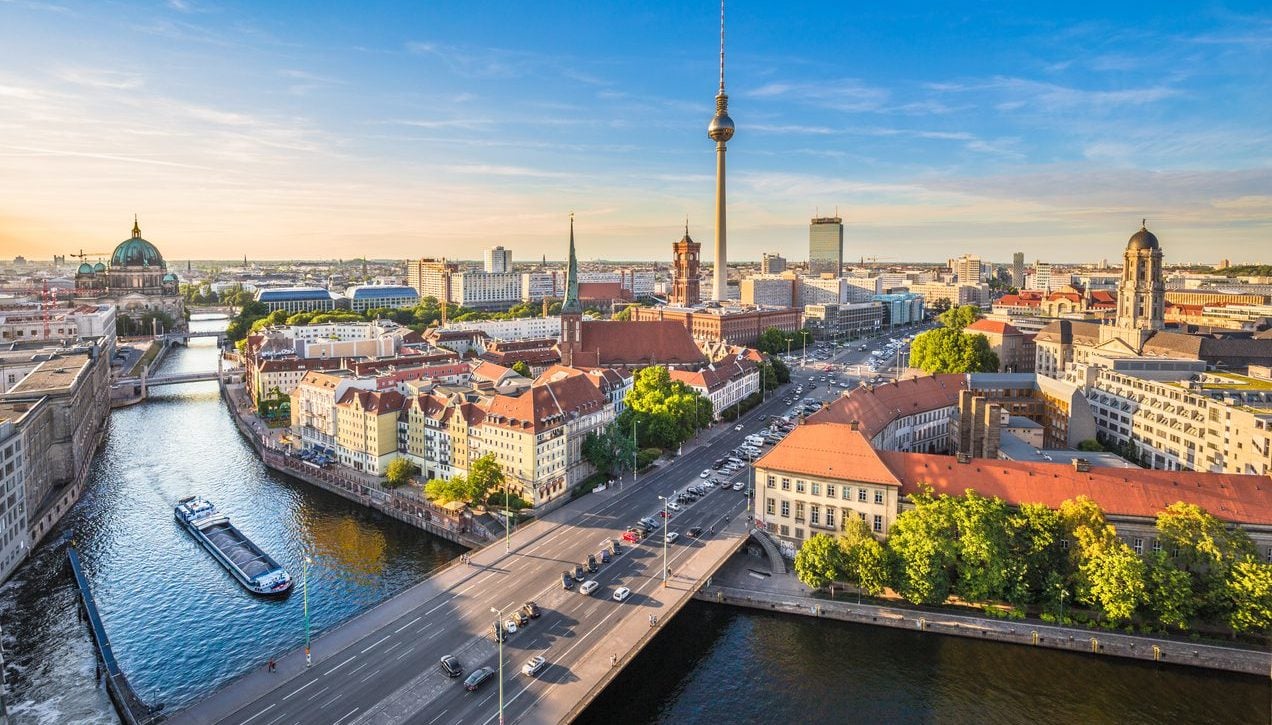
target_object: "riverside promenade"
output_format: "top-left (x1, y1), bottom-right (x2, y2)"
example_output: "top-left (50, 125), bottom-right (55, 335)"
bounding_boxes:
top-left (697, 552), bottom-right (1272, 678)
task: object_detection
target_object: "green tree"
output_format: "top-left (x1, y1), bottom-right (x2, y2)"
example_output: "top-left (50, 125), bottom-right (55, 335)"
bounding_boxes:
top-left (1076, 439), bottom-right (1104, 452)
top-left (1225, 560), bottom-right (1272, 634)
top-left (758, 361), bottom-right (779, 392)
top-left (839, 516), bottom-right (890, 596)
top-left (511, 360), bottom-right (532, 377)
top-left (1059, 496), bottom-right (1119, 604)
top-left (581, 424), bottom-right (636, 477)
top-left (1156, 501), bottom-right (1256, 619)
top-left (768, 355), bottom-right (791, 384)
top-left (937, 304), bottom-right (981, 330)
top-left (929, 297), bottom-right (952, 314)
top-left (887, 492), bottom-right (959, 605)
top-left (614, 306), bottom-right (634, 321)
top-left (756, 327), bottom-right (790, 355)
top-left (1144, 551), bottom-right (1196, 630)
top-left (907, 328), bottom-right (999, 374)
top-left (384, 457), bottom-right (417, 488)
top-left (424, 476), bottom-right (468, 504)
top-left (465, 453), bottom-right (506, 503)
top-left (1083, 539), bottom-right (1146, 623)
top-left (621, 366), bottom-right (713, 449)
top-left (951, 491), bottom-right (1012, 603)
top-left (794, 533), bottom-right (846, 591)
top-left (1002, 503), bottom-right (1067, 607)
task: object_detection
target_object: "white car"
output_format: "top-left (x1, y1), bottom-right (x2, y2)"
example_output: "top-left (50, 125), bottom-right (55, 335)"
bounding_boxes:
top-left (613, 586), bottom-right (631, 602)
top-left (665, 532), bottom-right (680, 544)
top-left (504, 619), bottom-right (518, 634)
top-left (521, 655), bottom-right (546, 677)
top-left (667, 501), bottom-right (681, 511)
top-left (732, 481), bottom-right (745, 491)
top-left (700, 469), bottom-right (711, 478)
top-left (579, 580), bottom-right (600, 595)
top-left (733, 423), bottom-right (743, 431)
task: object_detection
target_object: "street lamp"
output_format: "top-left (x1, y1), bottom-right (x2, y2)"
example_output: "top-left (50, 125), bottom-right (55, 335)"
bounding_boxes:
top-left (504, 483), bottom-right (512, 553)
top-left (1059, 588), bottom-right (1067, 623)
top-left (303, 555), bottom-right (313, 667)
top-left (658, 495), bottom-right (669, 587)
top-left (800, 330), bottom-right (811, 368)
top-left (490, 606), bottom-right (505, 725)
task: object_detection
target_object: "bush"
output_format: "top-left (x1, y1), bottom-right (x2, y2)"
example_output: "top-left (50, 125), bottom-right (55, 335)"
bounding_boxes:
top-left (636, 448), bottom-right (661, 470)
top-left (1040, 612), bottom-right (1056, 624)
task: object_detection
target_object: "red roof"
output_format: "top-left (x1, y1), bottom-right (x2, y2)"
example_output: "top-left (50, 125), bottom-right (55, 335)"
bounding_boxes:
top-left (754, 423), bottom-right (901, 486)
top-left (880, 450), bottom-right (1272, 526)
top-left (811, 374), bottom-right (967, 439)
top-left (577, 282), bottom-right (630, 301)
top-left (567, 320), bottom-right (705, 368)
top-left (965, 319), bottom-right (1022, 336)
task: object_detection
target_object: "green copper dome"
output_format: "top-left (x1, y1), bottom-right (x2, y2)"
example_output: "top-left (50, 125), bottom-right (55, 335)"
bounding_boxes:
top-left (93, 261), bottom-right (106, 272)
top-left (77, 262), bottom-right (94, 274)
top-left (111, 237), bottom-right (164, 268)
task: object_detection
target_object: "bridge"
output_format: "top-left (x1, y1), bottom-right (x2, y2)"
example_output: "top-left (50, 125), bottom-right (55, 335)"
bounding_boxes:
top-left (158, 329), bottom-right (228, 345)
top-left (178, 390), bottom-right (793, 725)
top-left (114, 370), bottom-right (223, 389)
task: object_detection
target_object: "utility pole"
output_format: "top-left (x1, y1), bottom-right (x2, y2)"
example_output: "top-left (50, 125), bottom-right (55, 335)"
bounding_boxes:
top-left (490, 607), bottom-right (505, 725)
top-left (658, 495), bottom-right (669, 587)
top-left (303, 555), bottom-right (313, 667)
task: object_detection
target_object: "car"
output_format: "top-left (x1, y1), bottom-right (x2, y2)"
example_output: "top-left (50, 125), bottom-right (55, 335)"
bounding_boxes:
top-left (439, 655), bottom-right (463, 678)
top-left (489, 624), bottom-right (505, 643)
top-left (688, 526), bottom-right (704, 538)
top-left (504, 619), bottom-right (518, 634)
top-left (667, 501), bottom-right (681, 511)
top-left (579, 580), bottom-right (600, 595)
top-left (562, 571), bottom-right (574, 589)
top-left (665, 532), bottom-right (680, 544)
top-left (601, 538), bottom-right (620, 554)
top-left (658, 510), bottom-right (672, 519)
top-left (522, 601), bottom-right (541, 618)
top-left (622, 530), bottom-right (641, 543)
top-left (574, 564), bottom-right (586, 581)
top-left (732, 481), bottom-right (745, 491)
top-left (521, 655), bottom-right (547, 677)
top-left (600, 548), bottom-right (611, 563)
top-left (612, 586), bottom-right (631, 602)
top-left (465, 666), bottom-right (496, 691)
top-left (587, 554), bottom-right (599, 572)
top-left (699, 469), bottom-right (711, 478)
top-left (733, 423), bottom-right (744, 431)
top-left (512, 611), bottom-right (529, 627)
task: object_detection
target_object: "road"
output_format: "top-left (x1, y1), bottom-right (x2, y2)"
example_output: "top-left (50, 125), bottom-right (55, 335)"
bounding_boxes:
top-left (202, 381), bottom-right (816, 725)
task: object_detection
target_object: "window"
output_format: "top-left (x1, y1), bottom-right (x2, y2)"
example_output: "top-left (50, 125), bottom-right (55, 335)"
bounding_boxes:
top-left (1133, 538), bottom-right (1143, 555)
top-left (766, 499), bottom-right (775, 515)
top-left (841, 486), bottom-right (851, 501)
top-left (825, 508), bottom-right (835, 530)
top-left (859, 511), bottom-right (866, 521)
top-left (1152, 539), bottom-right (1162, 554)
top-left (795, 528), bottom-right (804, 540)
top-left (780, 524), bottom-right (789, 537)
top-left (795, 480), bottom-right (806, 494)
top-left (810, 506), bottom-right (820, 525)
top-left (872, 515), bottom-right (883, 533)
top-left (874, 490), bottom-right (884, 505)
top-left (781, 477), bottom-right (791, 491)
top-left (858, 488), bottom-right (867, 502)
top-left (767, 475), bottom-right (776, 488)
top-left (826, 484), bottom-right (836, 498)
top-left (780, 500), bottom-right (790, 518)
top-left (811, 482), bottom-right (821, 496)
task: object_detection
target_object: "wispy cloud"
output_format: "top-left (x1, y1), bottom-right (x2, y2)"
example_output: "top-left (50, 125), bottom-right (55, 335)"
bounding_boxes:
top-left (54, 68), bottom-right (144, 90)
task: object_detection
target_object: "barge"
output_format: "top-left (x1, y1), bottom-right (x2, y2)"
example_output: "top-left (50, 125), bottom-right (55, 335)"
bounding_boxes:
top-left (174, 496), bottom-right (293, 595)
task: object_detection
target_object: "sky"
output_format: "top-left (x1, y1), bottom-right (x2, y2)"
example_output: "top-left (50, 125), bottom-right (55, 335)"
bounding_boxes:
top-left (0, 1), bottom-right (1269, 265)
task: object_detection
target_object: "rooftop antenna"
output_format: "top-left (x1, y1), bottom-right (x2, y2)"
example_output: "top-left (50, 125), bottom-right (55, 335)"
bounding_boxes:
top-left (718, 0), bottom-right (726, 93)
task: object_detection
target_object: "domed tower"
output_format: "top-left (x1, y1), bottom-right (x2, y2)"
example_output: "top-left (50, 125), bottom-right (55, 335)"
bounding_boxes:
top-left (1115, 220), bottom-right (1165, 333)
top-left (707, 0), bottom-right (734, 302)
top-left (107, 216), bottom-right (166, 294)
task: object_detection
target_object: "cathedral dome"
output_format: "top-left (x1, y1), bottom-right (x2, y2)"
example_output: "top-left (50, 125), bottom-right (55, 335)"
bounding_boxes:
top-left (93, 261), bottom-right (106, 272)
top-left (77, 262), bottom-right (94, 275)
top-left (111, 237), bottom-right (164, 267)
top-left (162, 272), bottom-right (178, 282)
top-left (1127, 222), bottom-right (1159, 251)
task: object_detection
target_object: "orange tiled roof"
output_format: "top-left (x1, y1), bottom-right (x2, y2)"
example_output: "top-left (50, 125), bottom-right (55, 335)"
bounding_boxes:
top-left (567, 320), bottom-right (705, 368)
top-left (811, 374), bottom-right (967, 439)
top-left (754, 423), bottom-right (901, 485)
top-left (965, 319), bottom-right (1022, 336)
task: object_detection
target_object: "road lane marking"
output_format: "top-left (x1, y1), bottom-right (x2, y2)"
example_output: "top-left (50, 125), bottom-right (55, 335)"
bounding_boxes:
top-left (426, 709), bottom-right (449, 725)
top-left (384, 641), bottom-right (402, 655)
top-left (332, 708), bottom-right (360, 725)
top-left (395, 644), bottom-right (416, 661)
top-left (347, 661), bottom-right (369, 676)
top-left (359, 667), bottom-right (381, 683)
top-left (361, 634), bottom-right (391, 653)
top-left (237, 703), bottom-right (275, 725)
top-left (325, 655), bottom-right (356, 674)
top-left (395, 615), bottom-right (422, 633)
top-left (281, 679), bottom-right (315, 701)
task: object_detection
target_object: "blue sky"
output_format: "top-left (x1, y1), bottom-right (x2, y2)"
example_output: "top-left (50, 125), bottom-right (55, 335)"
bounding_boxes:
top-left (0, 1), bottom-right (1268, 264)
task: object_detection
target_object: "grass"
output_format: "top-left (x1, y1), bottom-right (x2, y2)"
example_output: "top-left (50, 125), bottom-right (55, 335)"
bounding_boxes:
top-left (128, 341), bottom-right (160, 377)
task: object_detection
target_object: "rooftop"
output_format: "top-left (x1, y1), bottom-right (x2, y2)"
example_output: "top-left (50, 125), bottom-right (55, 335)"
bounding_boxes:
top-left (755, 422), bottom-right (901, 486)
top-left (7, 352), bottom-right (92, 394)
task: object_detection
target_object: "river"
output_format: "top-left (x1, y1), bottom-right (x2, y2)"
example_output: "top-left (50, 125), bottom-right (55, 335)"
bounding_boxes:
top-left (1, 316), bottom-right (1266, 724)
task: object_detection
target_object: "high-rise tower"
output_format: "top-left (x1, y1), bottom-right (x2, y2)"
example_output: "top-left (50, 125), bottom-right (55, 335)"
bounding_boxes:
top-left (808, 216), bottom-right (843, 277)
top-left (1115, 221), bottom-right (1165, 332)
top-left (708, 1), bottom-right (734, 302)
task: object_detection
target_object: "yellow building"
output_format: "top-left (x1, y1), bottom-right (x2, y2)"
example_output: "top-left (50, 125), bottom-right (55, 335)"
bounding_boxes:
top-left (335, 389), bottom-right (404, 475)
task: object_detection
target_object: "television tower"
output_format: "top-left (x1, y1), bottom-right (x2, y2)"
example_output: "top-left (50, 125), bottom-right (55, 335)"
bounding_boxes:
top-left (708, 0), bottom-right (734, 302)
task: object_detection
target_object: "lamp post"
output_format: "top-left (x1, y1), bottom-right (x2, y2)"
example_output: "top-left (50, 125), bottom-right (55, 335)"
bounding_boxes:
top-left (658, 495), bottom-right (669, 587)
top-left (303, 555), bottom-right (313, 667)
top-left (745, 449), bottom-right (754, 522)
top-left (1059, 588), bottom-right (1067, 623)
top-left (490, 606), bottom-right (505, 725)
top-left (630, 416), bottom-right (637, 489)
top-left (504, 483), bottom-right (511, 553)
top-left (800, 330), bottom-right (810, 368)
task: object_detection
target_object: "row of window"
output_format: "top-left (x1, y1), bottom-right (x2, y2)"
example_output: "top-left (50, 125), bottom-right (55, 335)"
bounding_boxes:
top-left (766, 475), bottom-right (884, 504)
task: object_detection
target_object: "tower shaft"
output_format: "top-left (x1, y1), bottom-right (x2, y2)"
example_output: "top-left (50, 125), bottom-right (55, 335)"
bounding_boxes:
top-left (712, 142), bottom-right (727, 301)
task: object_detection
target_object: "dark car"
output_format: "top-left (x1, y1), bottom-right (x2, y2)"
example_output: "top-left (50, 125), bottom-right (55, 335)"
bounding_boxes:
top-left (439, 655), bottom-right (463, 678)
top-left (464, 666), bottom-right (496, 691)
top-left (689, 526), bottom-right (704, 538)
top-left (586, 554), bottom-right (599, 572)
top-left (522, 601), bottom-right (541, 618)
top-left (600, 549), bottom-right (611, 563)
top-left (573, 564), bottom-right (586, 582)
top-left (561, 571), bottom-right (574, 590)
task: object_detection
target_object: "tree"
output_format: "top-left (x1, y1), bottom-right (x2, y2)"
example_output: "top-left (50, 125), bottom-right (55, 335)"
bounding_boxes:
top-left (384, 458), bottom-right (417, 488)
top-left (768, 355), bottom-right (791, 384)
top-left (1002, 503), bottom-right (1066, 607)
top-left (1225, 560), bottom-right (1272, 634)
top-left (614, 306), bottom-right (634, 321)
top-left (758, 361), bottom-right (779, 392)
top-left (1156, 501), bottom-right (1256, 619)
top-left (937, 304), bottom-right (980, 330)
top-left (1059, 496), bottom-right (1119, 605)
top-left (756, 327), bottom-right (790, 355)
top-left (887, 492), bottom-right (959, 605)
top-left (951, 491), bottom-right (1012, 603)
top-left (839, 516), bottom-right (890, 596)
top-left (511, 361), bottom-right (532, 378)
top-left (465, 453), bottom-right (506, 504)
top-left (1076, 439), bottom-right (1104, 452)
top-left (794, 534), bottom-right (846, 591)
top-left (424, 476), bottom-right (468, 504)
top-left (908, 328), bottom-right (999, 374)
top-left (1144, 551), bottom-right (1196, 630)
top-left (621, 366), bottom-right (714, 449)
top-left (1082, 539), bottom-right (1146, 623)
top-left (929, 297), bottom-right (952, 314)
top-left (582, 424), bottom-right (636, 477)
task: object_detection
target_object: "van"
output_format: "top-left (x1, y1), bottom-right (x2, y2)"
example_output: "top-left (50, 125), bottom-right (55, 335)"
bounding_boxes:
top-left (744, 435), bottom-right (765, 447)
top-left (579, 580), bottom-right (600, 595)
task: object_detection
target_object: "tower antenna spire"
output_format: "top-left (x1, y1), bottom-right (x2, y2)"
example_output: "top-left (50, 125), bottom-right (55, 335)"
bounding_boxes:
top-left (719, 0), bottom-right (726, 93)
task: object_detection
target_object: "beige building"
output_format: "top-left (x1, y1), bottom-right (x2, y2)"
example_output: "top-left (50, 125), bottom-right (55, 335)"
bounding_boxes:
top-left (335, 389), bottom-right (404, 475)
top-left (964, 318), bottom-right (1035, 372)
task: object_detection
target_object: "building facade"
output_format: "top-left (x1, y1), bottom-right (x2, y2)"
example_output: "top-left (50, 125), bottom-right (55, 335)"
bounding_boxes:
top-left (255, 287), bottom-right (337, 314)
top-left (670, 228), bottom-right (702, 306)
top-left (808, 216), bottom-right (844, 277)
top-left (344, 285), bottom-right (419, 313)
top-left (484, 246), bottom-right (512, 274)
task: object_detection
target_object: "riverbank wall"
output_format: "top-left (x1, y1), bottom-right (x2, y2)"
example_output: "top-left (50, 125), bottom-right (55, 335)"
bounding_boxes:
top-left (696, 581), bottom-right (1272, 678)
top-left (219, 382), bottom-right (486, 549)
top-left (67, 547), bottom-right (161, 725)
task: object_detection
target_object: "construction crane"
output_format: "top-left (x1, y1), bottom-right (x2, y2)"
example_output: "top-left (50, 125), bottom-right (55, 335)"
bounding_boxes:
top-left (69, 248), bottom-right (110, 264)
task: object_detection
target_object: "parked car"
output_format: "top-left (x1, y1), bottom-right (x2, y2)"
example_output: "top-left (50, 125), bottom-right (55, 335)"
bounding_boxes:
top-left (562, 571), bottom-right (574, 589)
top-left (522, 601), bottom-right (541, 618)
top-left (521, 655), bottom-right (547, 677)
top-left (439, 655), bottom-right (463, 678)
top-left (699, 469), bottom-right (711, 478)
top-left (504, 618), bottom-right (518, 634)
top-left (667, 501), bottom-right (681, 512)
top-left (665, 532), bottom-right (680, 544)
top-left (613, 586), bottom-right (631, 602)
top-left (573, 565), bottom-right (586, 581)
top-left (580, 580), bottom-right (600, 595)
top-left (512, 611), bottom-right (529, 627)
top-left (600, 548), bottom-right (611, 563)
top-left (587, 554), bottom-right (599, 572)
top-left (465, 666), bottom-right (496, 691)
top-left (732, 481), bottom-right (745, 491)
top-left (489, 624), bottom-right (505, 643)
top-left (622, 530), bottom-right (641, 543)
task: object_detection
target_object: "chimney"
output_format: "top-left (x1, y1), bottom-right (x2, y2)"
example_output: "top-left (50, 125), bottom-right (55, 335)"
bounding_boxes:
top-left (849, 419), bottom-right (859, 431)
top-left (1071, 458), bottom-right (1091, 472)
top-left (955, 452), bottom-right (972, 464)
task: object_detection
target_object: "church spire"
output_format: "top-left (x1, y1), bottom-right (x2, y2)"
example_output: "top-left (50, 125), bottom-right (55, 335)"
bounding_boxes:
top-left (132, 214), bottom-right (141, 238)
top-left (561, 212), bottom-right (581, 315)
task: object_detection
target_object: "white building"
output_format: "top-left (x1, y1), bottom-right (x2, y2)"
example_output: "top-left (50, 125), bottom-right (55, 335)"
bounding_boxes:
top-left (344, 285), bottom-right (419, 313)
top-left (0, 408), bottom-right (32, 583)
top-left (445, 316), bottom-right (562, 341)
top-left (450, 271), bottom-right (521, 310)
top-left (484, 246), bottom-right (513, 274)
top-left (740, 275), bottom-right (794, 307)
top-left (521, 272), bottom-right (562, 301)
top-left (669, 356), bottom-right (760, 420)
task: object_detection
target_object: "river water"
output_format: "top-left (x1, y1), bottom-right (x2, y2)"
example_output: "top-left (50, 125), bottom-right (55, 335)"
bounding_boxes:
top-left (1, 316), bottom-right (1267, 724)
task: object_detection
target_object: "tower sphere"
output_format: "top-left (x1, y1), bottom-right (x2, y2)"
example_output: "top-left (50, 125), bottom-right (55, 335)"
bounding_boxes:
top-left (708, 113), bottom-right (734, 142)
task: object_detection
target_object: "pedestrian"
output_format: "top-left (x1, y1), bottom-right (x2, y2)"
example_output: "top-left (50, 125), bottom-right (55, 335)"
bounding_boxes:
top-left (267, 658), bottom-right (276, 673)
top-left (610, 653), bottom-right (617, 667)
